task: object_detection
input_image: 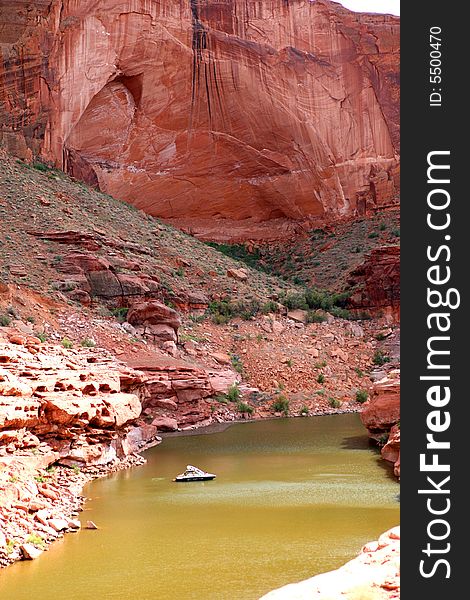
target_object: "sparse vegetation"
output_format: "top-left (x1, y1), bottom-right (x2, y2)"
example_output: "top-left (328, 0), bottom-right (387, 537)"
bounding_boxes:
top-left (307, 310), bottom-right (326, 323)
top-left (236, 401), bottom-right (254, 415)
top-left (299, 406), bottom-right (309, 416)
top-left (378, 433), bottom-right (389, 446)
top-left (231, 354), bottom-right (244, 374)
top-left (26, 533), bottom-right (46, 549)
top-left (0, 314), bottom-right (11, 327)
top-left (226, 384), bottom-right (241, 403)
top-left (355, 390), bottom-right (368, 404)
top-left (111, 307), bottom-right (129, 323)
top-left (80, 338), bottom-right (96, 348)
top-left (354, 367), bottom-right (364, 378)
top-left (61, 337), bottom-right (73, 349)
top-left (272, 395), bottom-right (289, 415)
top-left (317, 373), bottom-right (325, 384)
top-left (373, 350), bottom-right (391, 366)
top-left (328, 397), bottom-right (342, 408)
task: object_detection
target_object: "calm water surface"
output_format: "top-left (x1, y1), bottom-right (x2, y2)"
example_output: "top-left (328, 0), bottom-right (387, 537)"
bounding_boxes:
top-left (0, 414), bottom-right (399, 600)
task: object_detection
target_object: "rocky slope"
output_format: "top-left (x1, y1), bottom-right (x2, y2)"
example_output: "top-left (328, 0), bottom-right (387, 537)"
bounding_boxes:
top-left (1, 0), bottom-right (399, 239)
top-left (260, 526), bottom-right (400, 600)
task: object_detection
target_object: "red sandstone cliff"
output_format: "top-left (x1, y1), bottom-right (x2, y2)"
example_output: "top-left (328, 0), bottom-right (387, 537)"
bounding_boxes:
top-left (0, 0), bottom-right (399, 239)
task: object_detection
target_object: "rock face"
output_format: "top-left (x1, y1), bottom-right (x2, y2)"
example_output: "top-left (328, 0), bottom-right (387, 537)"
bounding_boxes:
top-left (0, 330), bottom-right (155, 467)
top-left (0, 0), bottom-right (399, 240)
top-left (348, 245), bottom-right (400, 322)
top-left (260, 526), bottom-right (400, 600)
top-left (361, 373), bottom-right (400, 478)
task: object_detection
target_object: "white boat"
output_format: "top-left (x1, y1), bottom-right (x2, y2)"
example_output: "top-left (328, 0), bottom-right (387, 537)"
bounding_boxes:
top-left (173, 465), bottom-right (216, 482)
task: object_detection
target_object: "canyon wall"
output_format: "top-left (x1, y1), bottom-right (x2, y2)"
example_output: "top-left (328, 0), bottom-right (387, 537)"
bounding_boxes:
top-left (0, 0), bottom-right (399, 238)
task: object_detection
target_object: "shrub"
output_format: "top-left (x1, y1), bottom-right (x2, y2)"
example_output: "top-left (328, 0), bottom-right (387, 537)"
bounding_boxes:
top-left (272, 395), bottom-right (289, 415)
top-left (72, 465), bottom-right (81, 474)
top-left (368, 232), bottom-right (379, 239)
top-left (261, 300), bottom-right (279, 315)
top-left (61, 337), bottom-right (73, 349)
top-left (355, 390), bottom-right (368, 404)
top-left (328, 397), bottom-right (342, 408)
top-left (378, 433), bottom-right (389, 446)
top-left (237, 401), bottom-right (253, 415)
top-left (216, 394), bottom-right (229, 404)
top-left (354, 367), bottom-right (364, 378)
top-left (329, 307), bottom-right (351, 320)
top-left (226, 384), bottom-right (241, 403)
top-left (306, 310), bottom-right (326, 323)
top-left (375, 333), bottom-right (387, 341)
top-left (299, 406), bottom-right (309, 416)
top-left (372, 350), bottom-right (391, 366)
top-left (189, 313), bottom-right (205, 323)
top-left (317, 373), bottom-right (325, 384)
top-left (111, 307), bottom-right (129, 323)
top-left (26, 533), bottom-right (46, 549)
top-left (379, 222), bottom-right (387, 231)
top-left (32, 161), bottom-right (49, 172)
top-left (0, 314), bottom-right (11, 327)
top-left (231, 355), bottom-right (244, 374)
top-left (80, 338), bottom-right (96, 348)
top-left (36, 332), bottom-right (47, 343)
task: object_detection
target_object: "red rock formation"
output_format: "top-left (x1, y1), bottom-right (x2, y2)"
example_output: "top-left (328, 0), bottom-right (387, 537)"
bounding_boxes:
top-left (347, 245), bottom-right (400, 322)
top-left (0, 0), bottom-right (399, 239)
top-left (361, 374), bottom-right (400, 478)
top-left (360, 379), bottom-right (400, 438)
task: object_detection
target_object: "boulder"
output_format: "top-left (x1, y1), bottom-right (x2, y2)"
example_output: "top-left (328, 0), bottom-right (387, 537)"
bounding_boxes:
top-left (21, 543), bottom-right (43, 560)
top-left (127, 301), bottom-right (181, 331)
top-left (151, 417), bottom-right (178, 432)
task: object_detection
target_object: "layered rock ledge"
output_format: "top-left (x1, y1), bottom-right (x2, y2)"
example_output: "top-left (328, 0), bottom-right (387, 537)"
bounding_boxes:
top-left (259, 526), bottom-right (400, 600)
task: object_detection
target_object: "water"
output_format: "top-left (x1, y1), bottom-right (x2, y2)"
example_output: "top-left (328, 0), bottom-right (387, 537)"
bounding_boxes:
top-left (0, 415), bottom-right (399, 600)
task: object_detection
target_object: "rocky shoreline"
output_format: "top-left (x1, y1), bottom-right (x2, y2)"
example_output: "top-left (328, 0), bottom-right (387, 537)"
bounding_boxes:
top-left (1, 405), bottom-right (365, 569)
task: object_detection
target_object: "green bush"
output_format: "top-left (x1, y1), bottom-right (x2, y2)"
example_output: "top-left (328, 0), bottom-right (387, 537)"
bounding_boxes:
top-left (354, 367), bottom-right (364, 378)
top-left (355, 390), bottom-right (368, 404)
top-left (299, 406), bottom-right (309, 416)
top-left (0, 314), bottom-right (11, 327)
top-left (329, 307), bottom-right (351, 319)
top-left (261, 301), bottom-right (279, 315)
top-left (307, 310), bottom-right (326, 323)
top-left (237, 401), bottom-right (253, 415)
top-left (272, 395), bottom-right (289, 415)
top-left (26, 533), bottom-right (46, 549)
top-left (372, 350), bottom-right (391, 366)
top-left (80, 338), bottom-right (96, 348)
top-left (317, 373), bottom-right (325, 384)
top-left (111, 307), bottom-right (129, 323)
top-left (61, 337), bottom-right (73, 349)
top-left (231, 354), bottom-right (244, 374)
top-left (328, 397), bottom-right (342, 408)
top-left (226, 384), bottom-right (241, 403)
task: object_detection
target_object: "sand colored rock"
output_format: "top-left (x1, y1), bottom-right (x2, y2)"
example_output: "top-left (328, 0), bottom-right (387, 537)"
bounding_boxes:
top-left (0, 0), bottom-right (399, 240)
top-left (260, 526), bottom-right (400, 600)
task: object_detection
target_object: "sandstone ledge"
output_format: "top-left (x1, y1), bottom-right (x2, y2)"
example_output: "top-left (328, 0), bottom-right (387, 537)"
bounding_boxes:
top-left (259, 527), bottom-right (400, 600)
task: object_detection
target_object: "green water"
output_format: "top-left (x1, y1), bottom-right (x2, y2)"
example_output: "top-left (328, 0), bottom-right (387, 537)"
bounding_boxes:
top-left (0, 415), bottom-right (399, 600)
